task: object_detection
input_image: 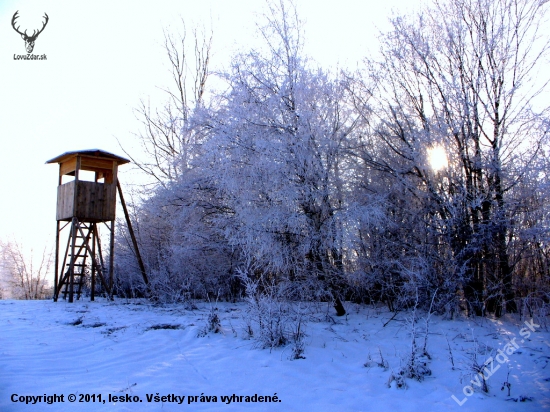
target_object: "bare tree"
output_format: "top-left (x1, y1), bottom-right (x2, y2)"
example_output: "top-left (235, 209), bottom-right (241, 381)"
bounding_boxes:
top-left (122, 20), bottom-right (213, 185)
top-left (114, 20), bottom-right (221, 300)
top-left (0, 240), bottom-right (52, 300)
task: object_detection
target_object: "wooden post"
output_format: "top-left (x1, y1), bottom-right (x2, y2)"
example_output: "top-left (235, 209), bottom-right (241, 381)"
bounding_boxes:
top-left (68, 218), bottom-right (77, 302)
top-left (53, 164), bottom-right (63, 302)
top-left (108, 159), bottom-right (118, 297)
top-left (93, 224), bottom-right (111, 295)
top-left (53, 220), bottom-right (60, 302)
top-left (55, 223), bottom-right (72, 300)
top-left (91, 223), bottom-right (96, 301)
top-left (117, 180), bottom-right (148, 286)
top-left (109, 220), bottom-right (115, 297)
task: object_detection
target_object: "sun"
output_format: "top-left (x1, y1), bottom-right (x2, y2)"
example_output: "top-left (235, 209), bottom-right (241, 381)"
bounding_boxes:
top-left (428, 146), bottom-right (448, 171)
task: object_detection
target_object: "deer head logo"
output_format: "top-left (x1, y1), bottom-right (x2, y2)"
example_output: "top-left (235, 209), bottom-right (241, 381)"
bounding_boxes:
top-left (11, 11), bottom-right (49, 54)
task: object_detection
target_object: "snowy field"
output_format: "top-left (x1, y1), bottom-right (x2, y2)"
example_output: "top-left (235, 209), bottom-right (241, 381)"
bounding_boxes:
top-left (1, 299), bottom-right (549, 411)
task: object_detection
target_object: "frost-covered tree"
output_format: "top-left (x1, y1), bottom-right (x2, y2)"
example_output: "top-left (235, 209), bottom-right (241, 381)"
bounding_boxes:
top-left (200, 0), bottom-right (359, 315)
top-left (114, 20), bottom-right (231, 301)
top-left (118, 0), bottom-right (550, 319)
top-left (349, 0), bottom-right (550, 315)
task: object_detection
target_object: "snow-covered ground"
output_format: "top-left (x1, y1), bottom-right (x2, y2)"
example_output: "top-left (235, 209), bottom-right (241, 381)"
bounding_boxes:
top-left (1, 299), bottom-right (549, 411)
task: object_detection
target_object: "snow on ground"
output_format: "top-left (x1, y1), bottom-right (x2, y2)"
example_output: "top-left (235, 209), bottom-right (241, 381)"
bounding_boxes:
top-left (1, 299), bottom-right (549, 411)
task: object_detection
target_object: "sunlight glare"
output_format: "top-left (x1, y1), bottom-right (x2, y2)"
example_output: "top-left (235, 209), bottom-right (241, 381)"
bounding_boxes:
top-left (428, 146), bottom-right (448, 171)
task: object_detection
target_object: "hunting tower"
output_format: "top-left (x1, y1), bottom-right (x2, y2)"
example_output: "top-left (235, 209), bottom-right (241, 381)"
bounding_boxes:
top-left (47, 149), bottom-right (130, 302)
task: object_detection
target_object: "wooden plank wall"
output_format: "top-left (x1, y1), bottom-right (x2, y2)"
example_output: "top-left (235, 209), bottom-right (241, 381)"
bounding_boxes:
top-left (56, 181), bottom-right (75, 221)
top-left (56, 181), bottom-right (116, 221)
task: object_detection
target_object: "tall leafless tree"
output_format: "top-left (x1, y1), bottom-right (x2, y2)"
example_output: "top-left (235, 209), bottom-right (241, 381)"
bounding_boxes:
top-left (122, 20), bottom-right (213, 185)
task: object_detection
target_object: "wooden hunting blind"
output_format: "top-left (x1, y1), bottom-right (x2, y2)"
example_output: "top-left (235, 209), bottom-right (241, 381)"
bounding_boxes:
top-left (47, 149), bottom-right (130, 302)
top-left (50, 150), bottom-right (128, 222)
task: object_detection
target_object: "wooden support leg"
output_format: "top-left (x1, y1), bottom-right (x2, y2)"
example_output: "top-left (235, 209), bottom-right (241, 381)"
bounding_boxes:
top-left (68, 217), bottom-right (78, 303)
top-left (109, 220), bottom-right (115, 299)
top-left (53, 221), bottom-right (60, 302)
top-left (91, 223), bottom-right (96, 301)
